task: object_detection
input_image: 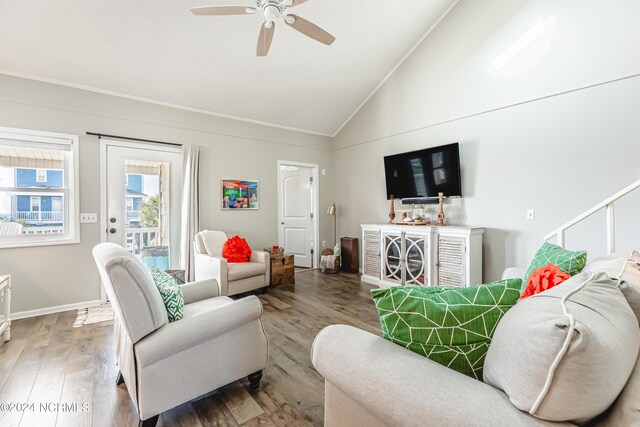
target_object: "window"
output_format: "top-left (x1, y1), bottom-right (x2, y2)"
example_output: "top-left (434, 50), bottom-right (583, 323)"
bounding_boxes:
top-left (30, 196), bottom-right (40, 212)
top-left (0, 126), bottom-right (79, 248)
top-left (126, 198), bottom-right (133, 212)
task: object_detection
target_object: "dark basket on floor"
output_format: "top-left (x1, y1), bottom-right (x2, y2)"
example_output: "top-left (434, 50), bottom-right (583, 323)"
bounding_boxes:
top-left (321, 256), bottom-right (341, 274)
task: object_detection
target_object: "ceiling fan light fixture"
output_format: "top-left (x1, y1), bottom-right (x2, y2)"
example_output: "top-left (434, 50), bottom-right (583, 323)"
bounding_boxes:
top-left (263, 5), bottom-right (280, 22)
top-left (191, 0), bottom-right (335, 56)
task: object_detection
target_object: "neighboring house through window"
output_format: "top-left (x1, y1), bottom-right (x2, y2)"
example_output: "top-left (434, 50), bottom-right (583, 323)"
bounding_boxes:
top-left (0, 126), bottom-right (79, 248)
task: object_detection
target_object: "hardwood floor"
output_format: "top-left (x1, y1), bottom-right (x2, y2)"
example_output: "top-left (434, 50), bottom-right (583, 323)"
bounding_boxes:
top-left (0, 270), bottom-right (380, 427)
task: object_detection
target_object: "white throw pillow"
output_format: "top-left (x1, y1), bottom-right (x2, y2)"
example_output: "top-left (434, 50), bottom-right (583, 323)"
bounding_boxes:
top-left (583, 250), bottom-right (640, 322)
top-left (483, 271), bottom-right (640, 424)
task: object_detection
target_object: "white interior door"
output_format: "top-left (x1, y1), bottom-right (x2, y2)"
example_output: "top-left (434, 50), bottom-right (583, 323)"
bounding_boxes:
top-left (104, 142), bottom-right (182, 269)
top-left (278, 163), bottom-right (317, 268)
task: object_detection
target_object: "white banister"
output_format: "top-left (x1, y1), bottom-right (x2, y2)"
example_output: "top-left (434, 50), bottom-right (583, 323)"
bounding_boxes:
top-left (606, 203), bottom-right (615, 254)
top-left (544, 177), bottom-right (640, 253)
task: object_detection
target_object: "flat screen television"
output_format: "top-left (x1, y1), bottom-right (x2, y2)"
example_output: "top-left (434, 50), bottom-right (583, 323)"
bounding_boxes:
top-left (384, 142), bottom-right (461, 201)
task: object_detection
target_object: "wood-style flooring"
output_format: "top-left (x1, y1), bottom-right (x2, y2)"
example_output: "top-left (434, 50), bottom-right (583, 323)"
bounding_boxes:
top-left (0, 270), bottom-right (380, 427)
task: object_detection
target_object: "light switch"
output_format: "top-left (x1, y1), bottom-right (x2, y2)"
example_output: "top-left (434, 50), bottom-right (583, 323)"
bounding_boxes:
top-left (80, 213), bottom-right (98, 223)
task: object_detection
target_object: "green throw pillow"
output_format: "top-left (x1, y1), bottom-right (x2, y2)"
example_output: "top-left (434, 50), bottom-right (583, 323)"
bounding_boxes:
top-left (523, 242), bottom-right (587, 291)
top-left (151, 267), bottom-right (184, 322)
top-left (371, 279), bottom-right (522, 380)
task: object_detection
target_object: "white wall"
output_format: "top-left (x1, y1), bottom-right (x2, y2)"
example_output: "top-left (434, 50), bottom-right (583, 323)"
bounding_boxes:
top-left (3, 0), bottom-right (640, 314)
top-left (333, 0), bottom-right (640, 281)
top-left (0, 74), bottom-right (333, 314)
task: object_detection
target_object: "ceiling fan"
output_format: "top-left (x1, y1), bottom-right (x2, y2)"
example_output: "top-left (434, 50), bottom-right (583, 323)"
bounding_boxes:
top-left (191, 0), bottom-right (336, 57)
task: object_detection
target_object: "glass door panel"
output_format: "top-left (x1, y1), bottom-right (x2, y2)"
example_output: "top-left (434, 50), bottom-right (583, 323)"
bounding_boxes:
top-left (405, 234), bottom-right (427, 286)
top-left (383, 233), bottom-right (403, 284)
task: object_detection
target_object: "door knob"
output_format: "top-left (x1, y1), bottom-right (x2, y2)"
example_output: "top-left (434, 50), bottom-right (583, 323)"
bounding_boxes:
top-left (281, 222), bottom-right (285, 225)
top-left (109, 228), bottom-right (117, 234)
top-left (110, 217), bottom-right (117, 223)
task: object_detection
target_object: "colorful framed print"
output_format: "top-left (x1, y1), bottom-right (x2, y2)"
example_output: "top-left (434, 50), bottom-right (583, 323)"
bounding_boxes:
top-left (221, 180), bottom-right (259, 210)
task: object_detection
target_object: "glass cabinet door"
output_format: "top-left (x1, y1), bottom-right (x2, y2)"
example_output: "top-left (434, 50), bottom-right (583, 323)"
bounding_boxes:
top-left (404, 234), bottom-right (428, 286)
top-left (383, 233), bottom-right (403, 284)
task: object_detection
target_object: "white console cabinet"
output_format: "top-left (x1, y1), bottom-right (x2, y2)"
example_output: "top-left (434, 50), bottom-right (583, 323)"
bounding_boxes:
top-left (361, 224), bottom-right (484, 288)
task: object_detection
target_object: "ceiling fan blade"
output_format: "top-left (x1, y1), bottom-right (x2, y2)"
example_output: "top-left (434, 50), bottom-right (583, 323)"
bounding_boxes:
top-left (285, 14), bottom-right (335, 46)
top-left (190, 6), bottom-right (256, 16)
top-left (289, 0), bottom-right (311, 7)
top-left (257, 23), bottom-right (275, 57)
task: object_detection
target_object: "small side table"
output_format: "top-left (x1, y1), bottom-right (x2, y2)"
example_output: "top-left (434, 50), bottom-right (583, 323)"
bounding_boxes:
top-left (166, 269), bottom-right (186, 285)
top-left (270, 255), bottom-right (295, 287)
top-left (0, 275), bottom-right (11, 342)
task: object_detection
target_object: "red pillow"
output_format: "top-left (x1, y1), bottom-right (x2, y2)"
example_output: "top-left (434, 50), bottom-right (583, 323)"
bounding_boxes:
top-left (519, 262), bottom-right (571, 302)
top-left (222, 236), bottom-right (252, 263)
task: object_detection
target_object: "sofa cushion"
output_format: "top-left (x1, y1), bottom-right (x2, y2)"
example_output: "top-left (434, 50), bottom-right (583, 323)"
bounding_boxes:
top-left (583, 250), bottom-right (640, 322)
top-left (198, 230), bottom-right (228, 257)
top-left (523, 242), bottom-right (587, 291)
top-left (228, 262), bottom-right (266, 281)
top-left (370, 279), bottom-right (521, 380)
top-left (591, 351), bottom-right (640, 427)
top-left (583, 250), bottom-right (640, 284)
top-left (151, 267), bottom-right (185, 322)
top-left (483, 271), bottom-right (640, 424)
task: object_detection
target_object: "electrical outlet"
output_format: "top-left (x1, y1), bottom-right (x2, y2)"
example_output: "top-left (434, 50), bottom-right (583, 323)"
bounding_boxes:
top-left (322, 241), bottom-right (326, 247)
top-left (526, 209), bottom-right (535, 221)
top-left (80, 213), bottom-right (98, 223)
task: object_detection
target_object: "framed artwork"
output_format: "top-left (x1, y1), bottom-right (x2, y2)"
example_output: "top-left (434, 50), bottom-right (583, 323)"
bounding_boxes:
top-left (221, 180), bottom-right (259, 210)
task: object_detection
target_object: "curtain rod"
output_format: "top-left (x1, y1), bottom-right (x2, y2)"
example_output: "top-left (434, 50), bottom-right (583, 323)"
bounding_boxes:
top-left (86, 132), bottom-right (182, 147)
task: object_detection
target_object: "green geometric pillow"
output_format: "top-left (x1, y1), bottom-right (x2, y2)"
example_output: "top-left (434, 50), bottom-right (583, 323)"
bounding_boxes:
top-left (523, 242), bottom-right (587, 291)
top-left (371, 279), bottom-right (522, 380)
top-left (151, 267), bottom-right (184, 322)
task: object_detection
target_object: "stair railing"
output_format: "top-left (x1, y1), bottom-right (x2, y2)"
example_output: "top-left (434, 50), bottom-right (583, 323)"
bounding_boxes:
top-left (544, 178), bottom-right (640, 254)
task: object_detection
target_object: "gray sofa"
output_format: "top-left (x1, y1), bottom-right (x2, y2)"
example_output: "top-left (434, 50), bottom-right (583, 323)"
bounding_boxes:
top-left (93, 243), bottom-right (269, 427)
top-left (312, 265), bottom-right (640, 427)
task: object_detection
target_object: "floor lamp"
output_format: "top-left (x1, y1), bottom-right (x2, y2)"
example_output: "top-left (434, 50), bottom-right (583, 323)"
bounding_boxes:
top-left (327, 203), bottom-right (337, 246)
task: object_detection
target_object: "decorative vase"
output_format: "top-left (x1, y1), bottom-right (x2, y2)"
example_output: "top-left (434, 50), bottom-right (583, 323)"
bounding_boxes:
top-left (389, 195), bottom-right (396, 223)
top-left (437, 192), bottom-right (446, 226)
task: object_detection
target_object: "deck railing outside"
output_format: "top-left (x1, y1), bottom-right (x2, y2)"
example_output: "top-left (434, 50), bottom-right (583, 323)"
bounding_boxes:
top-left (12, 210), bottom-right (64, 222)
top-left (126, 227), bottom-right (160, 255)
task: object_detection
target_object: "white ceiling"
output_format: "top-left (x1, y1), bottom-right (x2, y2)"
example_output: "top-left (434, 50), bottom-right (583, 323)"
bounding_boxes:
top-left (0, 0), bottom-right (456, 136)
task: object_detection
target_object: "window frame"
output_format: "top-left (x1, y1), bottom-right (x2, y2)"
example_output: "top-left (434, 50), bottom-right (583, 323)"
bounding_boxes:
top-left (36, 168), bottom-right (46, 183)
top-left (0, 126), bottom-right (80, 249)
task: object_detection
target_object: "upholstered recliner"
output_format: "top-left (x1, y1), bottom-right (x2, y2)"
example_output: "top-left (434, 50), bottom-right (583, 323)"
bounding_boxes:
top-left (92, 243), bottom-right (269, 427)
top-left (194, 230), bottom-right (270, 296)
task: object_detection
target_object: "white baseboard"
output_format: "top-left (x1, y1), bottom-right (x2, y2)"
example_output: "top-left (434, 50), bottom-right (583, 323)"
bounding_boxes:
top-left (11, 299), bottom-right (102, 320)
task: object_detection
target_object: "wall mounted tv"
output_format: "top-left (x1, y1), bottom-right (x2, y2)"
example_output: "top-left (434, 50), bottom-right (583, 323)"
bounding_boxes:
top-left (384, 142), bottom-right (461, 203)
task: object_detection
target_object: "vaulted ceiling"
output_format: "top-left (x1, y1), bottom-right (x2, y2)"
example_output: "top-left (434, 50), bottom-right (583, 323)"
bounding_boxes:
top-left (0, 0), bottom-right (456, 136)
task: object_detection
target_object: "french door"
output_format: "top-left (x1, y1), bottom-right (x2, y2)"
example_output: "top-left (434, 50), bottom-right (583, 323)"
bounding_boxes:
top-left (102, 141), bottom-right (182, 270)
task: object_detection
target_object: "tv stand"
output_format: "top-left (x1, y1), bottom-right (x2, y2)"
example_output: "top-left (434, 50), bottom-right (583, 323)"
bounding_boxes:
top-left (361, 224), bottom-right (484, 288)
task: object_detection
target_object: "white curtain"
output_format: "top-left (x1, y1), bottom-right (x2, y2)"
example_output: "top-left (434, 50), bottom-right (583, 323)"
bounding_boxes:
top-left (179, 145), bottom-right (200, 281)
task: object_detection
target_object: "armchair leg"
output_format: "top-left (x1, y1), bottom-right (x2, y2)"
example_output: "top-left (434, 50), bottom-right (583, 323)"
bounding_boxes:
top-left (248, 370), bottom-right (263, 392)
top-left (138, 414), bottom-right (159, 427)
top-left (260, 287), bottom-right (269, 294)
top-left (116, 371), bottom-right (125, 386)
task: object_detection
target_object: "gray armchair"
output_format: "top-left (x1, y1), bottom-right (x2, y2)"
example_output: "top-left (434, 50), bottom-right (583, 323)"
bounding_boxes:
top-left (194, 230), bottom-right (270, 296)
top-left (92, 243), bottom-right (269, 427)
